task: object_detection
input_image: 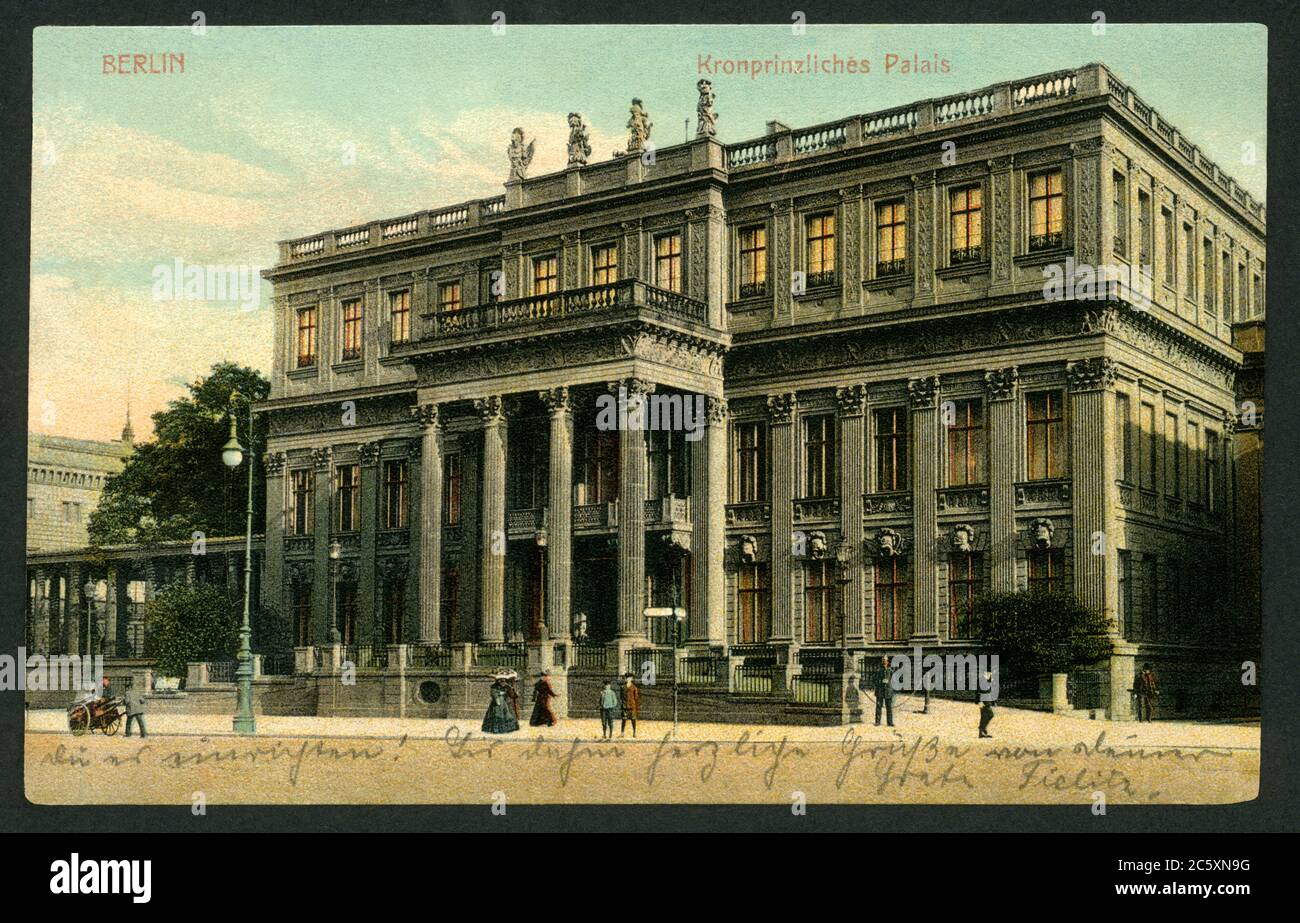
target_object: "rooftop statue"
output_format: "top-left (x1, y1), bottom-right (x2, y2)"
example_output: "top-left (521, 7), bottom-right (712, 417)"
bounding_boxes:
top-left (696, 79), bottom-right (717, 138)
top-left (567, 112), bottom-right (591, 167)
top-left (506, 126), bottom-right (535, 182)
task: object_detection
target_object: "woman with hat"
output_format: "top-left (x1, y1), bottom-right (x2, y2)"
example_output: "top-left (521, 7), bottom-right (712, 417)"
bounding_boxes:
top-left (529, 670), bottom-right (559, 727)
top-left (481, 669), bottom-right (520, 734)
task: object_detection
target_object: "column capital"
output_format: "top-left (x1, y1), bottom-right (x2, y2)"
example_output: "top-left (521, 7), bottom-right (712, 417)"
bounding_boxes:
top-left (907, 375), bottom-right (941, 409)
top-left (358, 441), bottom-right (381, 467)
top-left (264, 451), bottom-right (287, 475)
top-left (705, 396), bottom-right (728, 425)
top-left (539, 386), bottom-right (572, 415)
top-left (410, 402), bottom-right (440, 431)
top-left (984, 367), bottom-right (1019, 401)
top-left (834, 384), bottom-right (867, 417)
top-left (1066, 357), bottom-right (1117, 392)
top-left (766, 392), bottom-right (797, 424)
top-left (311, 447), bottom-right (333, 471)
top-left (605, 377), bottom-right (656, 398)
top-left (473, 395), bottom-right (507, 425)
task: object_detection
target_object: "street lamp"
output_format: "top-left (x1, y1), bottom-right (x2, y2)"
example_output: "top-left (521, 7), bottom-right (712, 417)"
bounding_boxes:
top-left (222, 391), bottom-right (256, 735)
top-left (328, 540), bottom-right (342, 644)
top-left (83, 579), bottom-right (95, 658)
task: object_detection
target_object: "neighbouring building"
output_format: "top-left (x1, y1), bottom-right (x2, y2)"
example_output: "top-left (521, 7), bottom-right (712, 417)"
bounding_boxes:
top-left (26, 419), bottom-right (133, 553)
top-left (28, 63), bottom-right (1265, 723)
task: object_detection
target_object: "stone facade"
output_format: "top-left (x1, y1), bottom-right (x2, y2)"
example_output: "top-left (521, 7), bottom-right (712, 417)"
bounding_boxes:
top-left (27, 426), bottom-right (132, 552)
top-left (67, 62), bottom-right (1254, 723)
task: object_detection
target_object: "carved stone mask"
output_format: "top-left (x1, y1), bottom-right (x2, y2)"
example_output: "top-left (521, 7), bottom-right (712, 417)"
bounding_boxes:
top-left (740, 535), bottom-right (757, 563)
top-left (809, 532), bottom-right (828, 559)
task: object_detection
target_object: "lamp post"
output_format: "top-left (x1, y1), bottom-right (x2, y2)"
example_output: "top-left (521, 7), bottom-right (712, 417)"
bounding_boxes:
top-left (222, 393), bottom-right (256, 735)
top-left (328, 540), bottom-right (342, 644)
top-left (82, 579), bottom-right (96, 658)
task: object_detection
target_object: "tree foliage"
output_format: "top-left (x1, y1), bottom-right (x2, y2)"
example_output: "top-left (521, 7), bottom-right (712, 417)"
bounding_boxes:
top-left (143, 582), bottom-right (239, 680)
top-left (88, 362), bottom-right (270, 547)
top-left (968, 589), bottom-right (1113, 678)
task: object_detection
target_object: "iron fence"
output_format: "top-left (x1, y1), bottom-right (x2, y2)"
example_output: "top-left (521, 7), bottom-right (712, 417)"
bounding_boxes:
top-left (734, 662), bottom-right (781, 695)
top-left (573, 642), bottom-right (609, 672)
top-left (207, 661), bottom-right (237, 684)
top-left (407, 643), bottom-right (451, 670)
top-left (791, 675), bottom-right (837, 705)
top-left (679, 654), bottom-right (726, 686)
top-left (476, 642), bottom-right (527, 671)
top-left (259, 652), bottom-right (294, 676)
top-left (625, 648), bottom-right (674, 682)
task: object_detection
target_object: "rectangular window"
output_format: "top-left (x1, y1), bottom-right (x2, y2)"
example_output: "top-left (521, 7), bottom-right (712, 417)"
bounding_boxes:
top-left (1028, 548), bottom-right (1065, 594)
top-left (1026, 391), bottom-right (1065, 480)
top-left (948, 553), bottom-right (984, 640)
top-left (532, 254), bottom-right (558, 295)
top-left (802, 414), bottom-right (836, 499)
top-left (62, 501), bottom-right (81, 523)
top-left (1203, 238), bottom-right (1215, 316)
top-left (875, 199), bottom-right (908, 274)
top-left (1187, 421), bottom-right (1201, 504)
top-left (874, 407), bottom-right (909, 492)
top-left (1161, 207), bottom-right (1175, 286)
top-left (1237, 264), bottom-right (1248, 322)
top-left (737, 563), bottom-right (771, 644)
top-left (340, 299), bottom-right (362, 362)
top-left (1252, 273), bottom-right (1262, 317)
top-left (337, 583), bottom-right (357, 645)
top-left (296, 307), bottom-right (317, 368)
top-left (874, 557), bottom-right (910, 642)
top-left (388, 290), bottom-right (410, 345)
top-left (443, 453), bottom-right (463, 526)
top-left (738, 225), bottom-right (768, 297)
top-left (1164, 412), bottom-right (1180, 498)
top-left (804, 212), bottom-right (836, 285)
top-left (1117, 550), bottom-right (1132, 640)
top-left (482, 266), bottom-right (503, 303)
top-left (949, 185), bottom-right (983, 263)
top-left (438, 280), bottom-right (462, 314)
top-left (803, 560), bottom-right (836, 644)
top-left (647, 430), bottom-right (689, 500)
top-left (1206, 431), bottom-right (1220, 510)
top-left (1113, 172), bottom-right (1128, 258)
top-left (290, 469), bottom-right (313, 536)
top-left (383, 579), bottom-right (405, 644)
top-left (26, 497), bottom-right (33, 520)
top-left (1028, 170), bottom-right (1064, 251)
top-left (733, 420), bottom-right (768, 502)
top-left (441, 567), bottom-right (459, 641)
top-left (654, 233), bottom-right (682, 292)
top-left (292, 584), bottom-right (312, 647)
top-left (1222, 252), bottom-right (1233, 319)
top-left (383, 459), bottom-right (409, 529)
top-left (946, 398), bottom-right (986, 486)
top-left (1115, 392), bottom-right (1132, 482)
top-left (1137, 189), bottom-right (1152, 269)
top-left (1183, 223), bottom-right (1196, 301)
top-left (333, 464), bottom-right (360, 532)
top-left (591, 243), bottom-right (619, 286)
top-left (1140, 402), bottom-right (1157, 491)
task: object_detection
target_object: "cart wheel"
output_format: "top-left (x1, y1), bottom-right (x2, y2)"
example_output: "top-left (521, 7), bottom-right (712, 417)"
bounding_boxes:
top-left (103, 714), bottom-right (122, 736)
top-left (68, 706), bottom-right (88, 736)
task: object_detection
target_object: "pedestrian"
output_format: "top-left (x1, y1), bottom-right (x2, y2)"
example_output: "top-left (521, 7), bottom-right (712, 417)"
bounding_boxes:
top-left (978, 672), bottom-right (994, 738)
top-left (871, 655), bottom-right (896, 727)
top-left (599, 681), bottom-right (618, 740)
top-left (481, 670), bottom-right (520, 734)
top-left (122, 678), bottom-right (147, 738)
top-left (620, 673), bottom-right (640, 738)
top-left (530, 670), bottom-right (558, 727)
top-left (1135, 663), bottom-right (1159, 722)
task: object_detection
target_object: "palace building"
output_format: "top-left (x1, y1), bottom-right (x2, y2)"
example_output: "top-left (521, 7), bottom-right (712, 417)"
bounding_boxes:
top-left (228, 63), bottom-right (1264, 721)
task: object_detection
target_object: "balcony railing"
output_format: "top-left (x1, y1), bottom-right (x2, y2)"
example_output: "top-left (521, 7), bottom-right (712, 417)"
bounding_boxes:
top-left (427, 279), bottom-right (706, 338)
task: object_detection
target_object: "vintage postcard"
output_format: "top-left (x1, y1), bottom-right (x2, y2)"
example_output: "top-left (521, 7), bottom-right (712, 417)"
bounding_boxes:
top-left (21, 19), bottom-right (1264, 810)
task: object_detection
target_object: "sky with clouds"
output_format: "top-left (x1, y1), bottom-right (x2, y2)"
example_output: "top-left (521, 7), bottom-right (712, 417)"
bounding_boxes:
top-left (30, 22), bottom-right (1266, 443)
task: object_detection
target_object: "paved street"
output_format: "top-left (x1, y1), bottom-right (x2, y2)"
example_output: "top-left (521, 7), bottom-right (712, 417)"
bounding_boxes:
top-left (24, 698), bottom-right (1259, 806)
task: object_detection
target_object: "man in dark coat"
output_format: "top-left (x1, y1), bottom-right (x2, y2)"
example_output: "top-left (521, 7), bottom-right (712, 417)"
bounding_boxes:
top-left (869, 655), bottom-right (895, 727)
top-left (529, 671), bottom-right (558, 727)
top-left (122, 678), bottom-right (147, 738)
top-left (978, 672), bottom-right (995, 738)
top-left (1135, 663), bottom-right (1159, 721)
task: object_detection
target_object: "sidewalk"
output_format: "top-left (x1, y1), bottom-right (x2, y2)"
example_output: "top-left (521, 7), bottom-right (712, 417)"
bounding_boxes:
top-left (24, 695), bottom-right (1261, 749)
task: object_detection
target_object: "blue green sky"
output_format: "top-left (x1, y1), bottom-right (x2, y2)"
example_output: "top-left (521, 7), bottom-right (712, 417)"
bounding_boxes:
top-left (31, 23), bottom-right (1266, 441)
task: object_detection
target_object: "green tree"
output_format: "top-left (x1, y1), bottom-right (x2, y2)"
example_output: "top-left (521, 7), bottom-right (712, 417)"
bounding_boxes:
top-left (143, 582), bottom-right (239, 681)
top-left (88, 362), bottom-right (270, 547)
top-left (968, 589), bottom-right (1113, 679)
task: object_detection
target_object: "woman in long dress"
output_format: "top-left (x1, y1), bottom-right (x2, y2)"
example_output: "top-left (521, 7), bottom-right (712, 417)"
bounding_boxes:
top-left (530, 671), bottom-right (558, 727)
top-left (482, 675), bottom-right (520, 734)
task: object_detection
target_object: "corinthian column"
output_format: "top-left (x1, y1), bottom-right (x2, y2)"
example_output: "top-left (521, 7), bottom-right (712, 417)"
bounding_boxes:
top-left (411, 404), bottom-right (442, 642)
top-left (475, 396), bottom-right (507, 642)
top-left (541, 387), bottom-right (573, 640)
top-left (615, 379), bottom-right (653, 639)
top-left (986, 368), bottom-right (1019, 594)
top-left (1067, 358), bottom-right (1118, 618)
top-left (767, 393), bottom-right (797, 640)
top-left (836, 385), bottom-right (867, 640)
top-left (909, 376), bottom-right (940, 639)
top-left (690, 396), bottom-right (728, 644)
